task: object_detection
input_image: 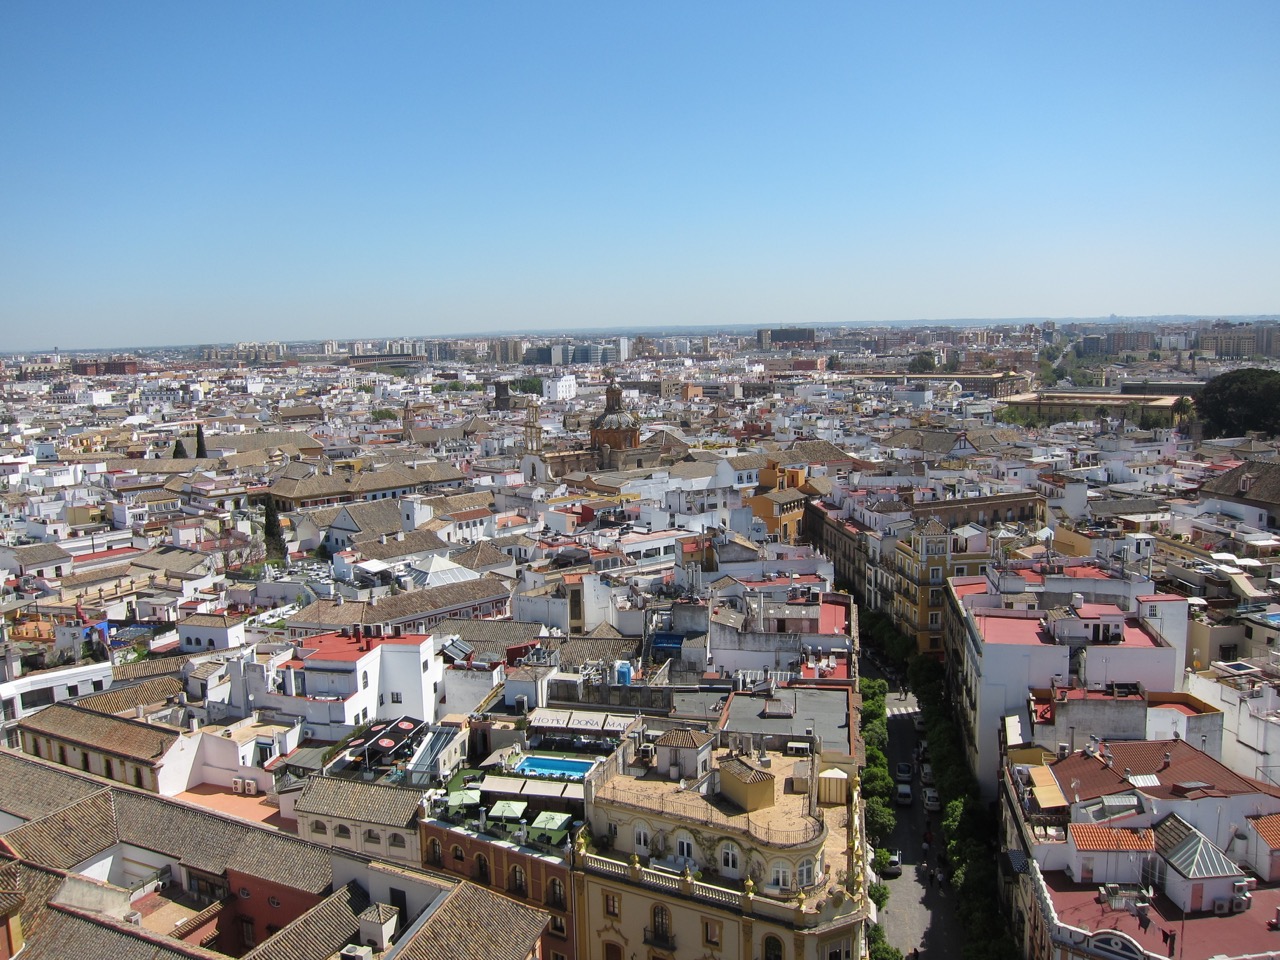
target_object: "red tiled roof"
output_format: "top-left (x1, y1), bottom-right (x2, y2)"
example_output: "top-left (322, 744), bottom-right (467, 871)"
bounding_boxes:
top-left (1250, 813), bottom-right (1280, 850)
top-left (1068, 823), bottom-right (1155, 852)
top-left (1050, 739), bottom-right (1273, 802)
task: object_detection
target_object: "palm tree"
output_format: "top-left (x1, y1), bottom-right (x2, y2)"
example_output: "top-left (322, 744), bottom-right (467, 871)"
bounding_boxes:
top-left (1173, 396), bottom-right (1193, 431)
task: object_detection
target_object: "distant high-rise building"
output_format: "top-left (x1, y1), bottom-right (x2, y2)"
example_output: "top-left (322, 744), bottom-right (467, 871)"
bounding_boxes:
top-left (615, 337), bottom-right (630, 362)
top-left (758, 327), bottom-right (814, 349)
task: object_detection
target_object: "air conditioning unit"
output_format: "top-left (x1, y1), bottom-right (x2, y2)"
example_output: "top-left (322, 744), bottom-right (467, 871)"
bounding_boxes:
top-left (1214, 898), bottom-right (1232, 916)
top-left (339, 947), bottom-right (374, 960)
top-left (231, 777), bottom-right (244, 794)
top-left (1234, 894), bottom-right (1252, 913)
top-left (639, 743), bottom-right (656, 761)
top-left (1233, 879), bottom-right (1249, 896)
top-left (244, 780), bottom-right (258, 796)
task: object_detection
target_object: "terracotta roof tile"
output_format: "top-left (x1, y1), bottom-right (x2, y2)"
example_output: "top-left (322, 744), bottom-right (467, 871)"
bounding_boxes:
top-left (243, 881), bottom-right (371, 960)
top-left (17, 703), bottom-right (179, 764)
top-left (395, 883), bottom-right (548, 960)
top-left (1250, 812), bottom-right (1280, 849)
top-left (1068, 823), bottom-right (1154, 852)
top-left (294, 777), bottom-right (423, 827)
top-left (654, 729), bottom-right (715, 749)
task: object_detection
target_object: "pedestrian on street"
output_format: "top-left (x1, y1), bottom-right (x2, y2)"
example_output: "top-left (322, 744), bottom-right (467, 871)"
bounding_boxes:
top-left (936, 866), bottom-right (945, 886)
top-left (927, 868), bottom-right (934, 888)
top-left (922, 840), bottom-right (930, 859)
top-left (912, 950), bottom-right (920, 960)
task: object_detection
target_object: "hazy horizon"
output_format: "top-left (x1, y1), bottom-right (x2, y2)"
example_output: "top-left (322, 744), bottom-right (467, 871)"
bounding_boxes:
top-left (3, 2), bottom-right (1278, 351)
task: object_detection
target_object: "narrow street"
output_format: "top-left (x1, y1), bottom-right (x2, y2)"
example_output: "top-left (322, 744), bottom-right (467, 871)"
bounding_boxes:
top-left (863, 660), bottom-right (963, 959)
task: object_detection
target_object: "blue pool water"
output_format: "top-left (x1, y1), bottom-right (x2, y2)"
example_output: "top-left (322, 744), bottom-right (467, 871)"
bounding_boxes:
top-left (515, 755), bottom-right (595, 779)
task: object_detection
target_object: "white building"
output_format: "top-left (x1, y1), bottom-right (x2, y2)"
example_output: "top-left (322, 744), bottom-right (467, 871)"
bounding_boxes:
top-left (542, 374), bottom-right (577, 403)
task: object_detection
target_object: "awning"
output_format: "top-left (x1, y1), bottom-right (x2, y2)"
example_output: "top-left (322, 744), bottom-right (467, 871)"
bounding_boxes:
top-left (490, 800), bottom-right (528, 821)
top-left (531, 810), bottom-right (573, 831)
top-left (447, 789), bottom-right (481, 808)
top-left (1029, 765), bottom-right (1068, 809)
top-left (1003, 713), bottom-right (1028, 748)
top-left (1187, 596), bottom-right (1209, 606)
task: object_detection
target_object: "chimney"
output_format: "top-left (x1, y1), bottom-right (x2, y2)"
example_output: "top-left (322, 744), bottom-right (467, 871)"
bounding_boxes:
top-left (1162, 751), bottom-right (1172, 769)
top-left (1071, 592), bottom-right (1085, 611)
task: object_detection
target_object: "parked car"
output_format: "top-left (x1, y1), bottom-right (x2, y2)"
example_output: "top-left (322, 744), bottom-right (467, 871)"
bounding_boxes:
top-left (920, 763), bottom-right (934, 785)
top-left (913, 714), bottom-right (926, 733)
top-left (895, 783), bottom-right (914, 806)
top-left (923, 787), bottom-right (942, 812)
top-left (894, 762), bottom-right (914, 783)
top-left (882, 850), bottom-right (903, 878)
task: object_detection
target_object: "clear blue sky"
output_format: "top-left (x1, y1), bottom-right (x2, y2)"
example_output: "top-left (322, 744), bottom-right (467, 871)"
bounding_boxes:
top-left (2, 2), bottom-right (1278, 350)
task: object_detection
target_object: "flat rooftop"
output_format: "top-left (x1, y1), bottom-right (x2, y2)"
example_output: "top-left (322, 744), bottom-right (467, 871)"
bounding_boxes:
top-left (719, 687), bottom-right (853, 752)
top-left (1044, 869), bottom-right (1280, 960)
top-left (593, 748), bottom-right (851, 900)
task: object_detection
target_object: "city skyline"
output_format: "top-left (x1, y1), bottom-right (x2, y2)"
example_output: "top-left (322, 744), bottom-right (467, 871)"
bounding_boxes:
top-left (3, 2), bottom-right (1278, 350)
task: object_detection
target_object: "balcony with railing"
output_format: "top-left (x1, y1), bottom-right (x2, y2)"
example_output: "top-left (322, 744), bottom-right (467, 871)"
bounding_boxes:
top-left (579, 851), bottom-right (868, 929)
top-left (644, 927), bottom-right (677, 950)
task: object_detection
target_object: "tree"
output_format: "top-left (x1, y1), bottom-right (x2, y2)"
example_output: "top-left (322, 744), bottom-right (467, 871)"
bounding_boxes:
top-left (907, 352), bottom-right (936, 374)
top-left (194, 424), bottom-right (207, 458)
top-left (864, 798), bottom-right (898, 846)
top-left (172, 438), bottom-right (188, 458)
top-left (860, 764), bottom-right (894, 801)
top-left (263, 498), bottom-right (287, 561)
top-left (1196, 368), bottom-right (1280, 438)
top-left (1172, 395), bottom-right (1193, 429)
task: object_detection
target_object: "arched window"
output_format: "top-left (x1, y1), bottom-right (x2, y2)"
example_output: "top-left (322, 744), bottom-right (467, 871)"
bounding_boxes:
top-left (547, 877), bottom-right (565, 909)
top-left (510, 864), bottom-right (526, 895)
top-left (362, 671), bottom-right (369, 689)
top-left (798, 857), bottom-right (815, 887)
top-left (475, 854), bottom-right (490, 884)
top-left (604, 945), bottom-right (623, 960)
top-left (388, 833), bottom-right (405, 849)
top-left (334, 824), bottom-right (351, 839)
top-left (771, 862), bottom-right (791, 890)
top-left (763, 935), bottom-right (785, 960)
top-left (311, 820), bottom-right (328, 835)
top-left (675, 832), bottom-right (694, 862)
top-left (651, 904), bottom-right (672, 937)
top-left (452, 845), bottom-right (464, 862)
top-left (364, 829), bottom-right (381, 844)
top-left (721, 843), bottom-right (740, 874)
top-left (429, 838), bottom-right (442, 863)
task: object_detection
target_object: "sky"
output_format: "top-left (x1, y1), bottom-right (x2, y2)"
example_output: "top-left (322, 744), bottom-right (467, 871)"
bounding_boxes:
top-left (2, 3), bottom-right (1278, 351)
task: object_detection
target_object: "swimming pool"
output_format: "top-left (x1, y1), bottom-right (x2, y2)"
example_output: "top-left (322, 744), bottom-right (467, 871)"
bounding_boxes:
top-left (514, 755), bottom-right (596, 780)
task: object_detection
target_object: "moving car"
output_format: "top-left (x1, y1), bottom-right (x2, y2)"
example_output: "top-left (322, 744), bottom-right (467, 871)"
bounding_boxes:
top-left (913, 714), bottom-right (926, 733)
top-left (920, 763), bottom-right (934, 785)
top-left (895, 783), bottom-right (914, 806)
top-left (894, 762), bottom-right (914, 783)
top-left (923, 787), bottom-right (942, 812)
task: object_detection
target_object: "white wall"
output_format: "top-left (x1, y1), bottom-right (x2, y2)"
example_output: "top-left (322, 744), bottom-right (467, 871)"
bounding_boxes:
top-left (155, 732), bottom-right (202, 796)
